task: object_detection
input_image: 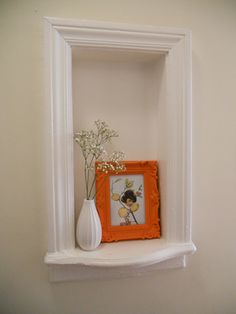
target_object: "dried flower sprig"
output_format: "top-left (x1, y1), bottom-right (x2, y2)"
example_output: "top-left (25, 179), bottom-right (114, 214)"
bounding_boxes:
top-left (74, 120), bottom-right (125, 200)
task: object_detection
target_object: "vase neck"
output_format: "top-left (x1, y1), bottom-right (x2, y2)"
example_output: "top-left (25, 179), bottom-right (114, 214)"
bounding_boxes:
top-left (83, 199), bottom-right (95, 204)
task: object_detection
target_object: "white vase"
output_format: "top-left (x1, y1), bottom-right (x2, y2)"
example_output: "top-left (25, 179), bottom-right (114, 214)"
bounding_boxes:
top-left (76, 199), bottom-right (102, 251)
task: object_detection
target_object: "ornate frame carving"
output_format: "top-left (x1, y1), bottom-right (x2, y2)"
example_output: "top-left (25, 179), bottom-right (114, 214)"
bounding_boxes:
top-left (96, 161), bottom-right (161, 242)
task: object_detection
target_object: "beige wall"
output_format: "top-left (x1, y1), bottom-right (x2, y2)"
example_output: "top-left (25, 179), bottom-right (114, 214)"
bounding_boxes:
top-left (1, 0), bottom-right (236, 313)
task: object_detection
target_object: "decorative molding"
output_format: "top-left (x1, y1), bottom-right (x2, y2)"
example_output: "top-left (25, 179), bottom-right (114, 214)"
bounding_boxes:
top-left (48, 256), bottom-right (187, 282)
top-left (45, 241), bottom-right (195, 267)
top-left (44, 17), bottom-right (195, 281)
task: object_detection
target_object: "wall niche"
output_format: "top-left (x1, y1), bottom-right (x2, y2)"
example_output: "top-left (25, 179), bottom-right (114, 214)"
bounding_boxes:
top-left (44, 17), bottom-right (196, 282)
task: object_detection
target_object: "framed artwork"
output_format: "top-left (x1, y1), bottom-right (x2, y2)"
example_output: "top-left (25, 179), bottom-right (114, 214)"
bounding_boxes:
top-left (96, 161), bottom-right (161, 242)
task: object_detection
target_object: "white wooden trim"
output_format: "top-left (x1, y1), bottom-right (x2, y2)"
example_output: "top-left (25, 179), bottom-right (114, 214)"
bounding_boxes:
top-left (45, 242), bottom-right (195, 267)
top-left (48, 256), bottom-right (187, 282)
top-left (44, 17), bottom-right (195, 281)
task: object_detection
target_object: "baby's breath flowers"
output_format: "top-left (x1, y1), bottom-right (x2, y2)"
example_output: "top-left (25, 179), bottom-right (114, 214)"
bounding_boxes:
top-left (74, 120), bottom-right (126, 200)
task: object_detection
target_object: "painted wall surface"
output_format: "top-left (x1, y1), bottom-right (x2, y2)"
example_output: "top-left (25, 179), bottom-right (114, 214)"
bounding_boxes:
top-left (1, 1), bottom-right (236, 313)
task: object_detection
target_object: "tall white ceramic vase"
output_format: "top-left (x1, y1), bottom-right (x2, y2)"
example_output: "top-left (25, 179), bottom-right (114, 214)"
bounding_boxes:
top-left (76, 199), bottom-right (102, 251)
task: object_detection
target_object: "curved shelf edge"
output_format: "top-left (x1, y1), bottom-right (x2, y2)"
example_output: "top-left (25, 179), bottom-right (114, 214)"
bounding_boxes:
top-left (45, 242), bottom-right (196, 268)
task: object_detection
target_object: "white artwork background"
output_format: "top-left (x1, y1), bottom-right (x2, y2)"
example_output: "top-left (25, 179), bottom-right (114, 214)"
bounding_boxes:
top-left (109, 174), bottom-right (146, 226)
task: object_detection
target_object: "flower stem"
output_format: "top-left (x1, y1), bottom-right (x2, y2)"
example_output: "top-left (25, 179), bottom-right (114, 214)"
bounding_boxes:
top-left (84, 168), bottom-right (88, 199)
top-left (130, 211), bottom-right (139, 224)
top-left (88, 174), bottom-right (96, 199)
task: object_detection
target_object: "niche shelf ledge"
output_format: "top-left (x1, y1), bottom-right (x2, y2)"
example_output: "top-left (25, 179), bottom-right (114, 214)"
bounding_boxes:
top-left (45, 240), bottom-right (196, 281)
top-left (45, 241), bottom-right (196, 267)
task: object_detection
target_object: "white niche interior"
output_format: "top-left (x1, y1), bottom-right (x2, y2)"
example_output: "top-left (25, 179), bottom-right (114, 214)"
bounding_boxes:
top-left (44, 17), bottom-right (196, 282)
top-left (72, 48), bottom-right (165, 213)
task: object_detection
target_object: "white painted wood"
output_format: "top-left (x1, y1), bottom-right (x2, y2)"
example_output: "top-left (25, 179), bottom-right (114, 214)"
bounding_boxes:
top-left (44, 17), bottom-right (195, 281)
top-left (48, 256), bottom-right (187, 282)
top-left (45, 240), bottom-right (195, 267)
top-left (44, 18), bottom-right (75, 253)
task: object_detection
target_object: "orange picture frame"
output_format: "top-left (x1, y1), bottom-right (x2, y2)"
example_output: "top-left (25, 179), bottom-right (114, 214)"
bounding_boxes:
top-left (96, 160), bottom-right (161, 242)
